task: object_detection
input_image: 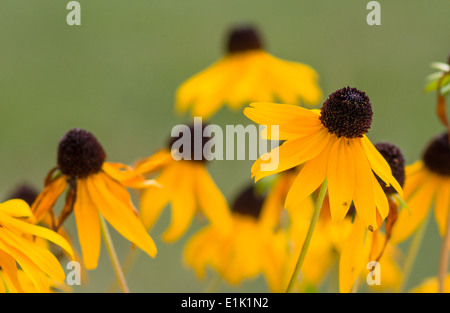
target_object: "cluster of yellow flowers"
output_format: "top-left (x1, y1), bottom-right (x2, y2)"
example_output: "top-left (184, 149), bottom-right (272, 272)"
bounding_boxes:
top-left (1, 24), bottom-right (449, 293)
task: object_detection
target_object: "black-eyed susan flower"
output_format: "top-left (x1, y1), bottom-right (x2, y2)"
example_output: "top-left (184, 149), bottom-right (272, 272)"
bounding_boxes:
top-left (176, 24), bottom-right (322, 119)
top-left (0, 199), bottom-right (73, 293)
top-left (339, 142), bottom-right (405, 292)
top-left (391, 132), bottom-right (450, 244)
top-left (31, 128), bottom-right (158, 270)
top-left (244, 87), bottom-right (403, 231)
top-left (136, 124), bottom-right (232, 242)
top-left (183, 184), bottom-right (287, 291)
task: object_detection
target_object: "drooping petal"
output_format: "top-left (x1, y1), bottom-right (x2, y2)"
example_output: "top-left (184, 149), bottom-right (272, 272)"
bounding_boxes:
top-left (361, 136), bottom-right (403, 198)
top-left (134, 149), bottom-right (173, 175)
top-left (0, 250), bottom-right (23, 293)
top-left (161, 162), bottom-right (197, 242)
top-left (102, 163), bottom-right (160, 189)
top-left (327, 138), bottom-right (355, 225)
top-left (32, 175), bottom-right (68, 222)
top-left (339, 217), bottom-right (373, 293)
top-left (252, 127), bottom-right (331, 182)
top-left (284, 134), bottom-right (336, 211)
top-left (86, 174), bottom-right (157, 258)
top-left (73, 179), bottom-right (101, 270)
top-left (139, 161), bottom-right (178, 230)
top-left (390, 174), bottom-right (438, 244)
top-left (351, 140), bottom-right (378, 230)
top-left (194, 164), bottom-right (233, 236)
top-left (0, 212), bottom-right (73, 258)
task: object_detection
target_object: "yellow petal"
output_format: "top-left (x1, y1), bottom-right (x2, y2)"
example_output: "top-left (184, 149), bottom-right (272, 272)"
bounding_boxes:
top-left (134, 149), bottom-right (173, 175)
top-left (194, 164), bottom-right (233, 236)
top-left (86, 174), bottom-right (157, 258)
top-left (0, 212), bottom-right (73, 258)
top-left (339, 218), bottom-right (373, 293)
top-left (284, 134), bottom-right (336, 211)
top-left (390, 173), bottom-right (438, 244)
top-left (252, 127), bottom-right (331, 182)
top-left (351, 140), bottom-right (377, 230)
top-left (244, 102), bottom-right (322, 138)
top-left (361, 136), bottom-right (403, 198)
top-left (0, 199), bottom-right (33, 218)
top-left (73, 179), bottom-right (101, 270)
top-left (102, 163), bottom-right (160, 189)
top-left (32, 175), bottom-right (68, 222)
top-left (327, 138), bottom-right (355, 224)
top-left (161, 162), bottom-right (197, 242)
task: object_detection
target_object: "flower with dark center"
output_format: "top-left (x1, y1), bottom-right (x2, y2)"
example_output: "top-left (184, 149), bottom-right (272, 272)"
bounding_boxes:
top-left (244, 87), bottom-right (403, 231)
top-left (175, 23), bottom-right (322, 119)
top-left (320, 87), bottom-right (373, 139)
top-left (136, 127), bottom-right (232, 243)
top-left (31, 128), bottom-right (158, 270)
top-left (390, 132), bottom-right (450, 245)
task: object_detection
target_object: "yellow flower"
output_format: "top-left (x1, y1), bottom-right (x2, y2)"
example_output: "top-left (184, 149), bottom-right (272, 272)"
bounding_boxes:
top-left (136, 148), bottom-right (232, 243)
top-left (31, 128), bottom-right (158, 270)
top-left (176, 25), bottom-right (322, 119)
top-left (409, 274), bottom-right (450, 293)
top-left (183, 184), bottom-right (287, 291)
top-left (136, 124), bottom-right (232, 243)
top-left (0, 199), bottom-right (73, 293)
top-left (391, 132), bottom-right (450, 244)
top-left (244, 87), bottom-right (403, 231)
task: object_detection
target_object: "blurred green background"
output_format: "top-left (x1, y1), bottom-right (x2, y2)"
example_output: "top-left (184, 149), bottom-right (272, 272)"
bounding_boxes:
top-left (0, 0), bottom-right (449, 292)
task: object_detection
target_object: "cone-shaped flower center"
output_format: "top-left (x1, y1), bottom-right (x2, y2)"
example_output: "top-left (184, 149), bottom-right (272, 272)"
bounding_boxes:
top-left (320, 87), bottom-right (373, 138)
top-left (57, 128), bottom-right (106, 178)
top-left (226, 25), bottom-right (263, 54)
top-left (374, 142), bottom-right (405, 194)
top-left (423, 132), bottom-right (450, 176)
top-left (231, 185), bottom-right (265, 220)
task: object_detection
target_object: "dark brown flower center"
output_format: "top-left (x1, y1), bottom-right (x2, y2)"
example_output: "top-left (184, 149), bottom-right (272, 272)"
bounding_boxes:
top-left (423, 132), bottom-right (450, 176)
top-left (231, 185), bottom-right (265, 220)
top-left (374, 142), bottom-right (405, 194)
top-left (57, 128), bottom-right (106, 178)
top-left (226, 25), bottom-right (263, 54)
top-left (319, 87), bottom-right (373, 138)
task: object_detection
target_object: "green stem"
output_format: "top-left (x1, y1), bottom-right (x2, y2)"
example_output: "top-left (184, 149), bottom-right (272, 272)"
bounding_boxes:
top-left (397, 210), bottom-right (431, 293)
top-left (99, 214), bottom-right (130, 293)
top-left (285, 180), bottom-right (328, 293)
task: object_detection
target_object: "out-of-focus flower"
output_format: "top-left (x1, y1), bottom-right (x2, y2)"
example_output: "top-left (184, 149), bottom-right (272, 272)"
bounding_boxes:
top-left (136, 124), bottom-right (232, 242)
top-left (0, 199), bottom-right (73, 293)
top-left (391, 132), bottom-right (450, 244)
top-left (176, 24), bottom-right (322, 119)
top-left (183, 184), bottom-right (287, 291)
top-left (244, 87), bottom-right (403, 231)
top-left (31, 128), bottom-right (158, 270)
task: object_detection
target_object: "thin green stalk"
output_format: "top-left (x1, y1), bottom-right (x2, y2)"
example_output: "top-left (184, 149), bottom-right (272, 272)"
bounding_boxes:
top-left (107, 248), bottom-right (141, 292)
top-left (99, 214), bottom-right (130, 293)
top-left (397, 210), bottom-right (431, 293)
top-left (285, 180), bottom-right (328, 293)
